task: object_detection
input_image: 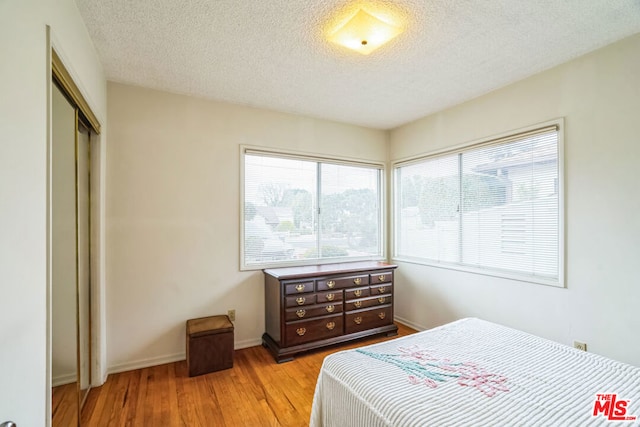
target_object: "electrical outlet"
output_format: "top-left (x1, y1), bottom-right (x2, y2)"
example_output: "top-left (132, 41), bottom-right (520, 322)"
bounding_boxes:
top-left (227, 309), bottom-right (236, 322)
top-left (574, 341), bottom-right (587, 352)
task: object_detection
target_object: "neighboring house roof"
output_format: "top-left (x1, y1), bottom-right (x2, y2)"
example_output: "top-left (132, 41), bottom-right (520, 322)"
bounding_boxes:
top-left (473, 145), bottom-right (557, 173)
top-left (256, 206), bottom-right (294, 225)
top-left (256, 206), bottom-right (280, 225)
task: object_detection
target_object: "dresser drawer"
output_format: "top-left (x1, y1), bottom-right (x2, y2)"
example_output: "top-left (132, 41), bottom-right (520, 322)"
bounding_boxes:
top-left (317, 274), bottom-right (369, 291)
top-left (285, 294), bottom-right (316, 308)
top-left (285, 302), bottom-right (343, 321)
top-left (370, 271), bottom-right (393, 284)
top-left (345, 306), bottom-right (393, 334)
top-left (370, 283), bottom-right (393, 295)
top-left (285, 315), bottom-right (343, 346)
top-left (284, 281), bottom-right (314, 295)
top-left (345, 286), bottom-right (370, 300)
top-left (316, 290), bottom-right (343, 303)
top-left (345, 295), bottom-right (392, 311)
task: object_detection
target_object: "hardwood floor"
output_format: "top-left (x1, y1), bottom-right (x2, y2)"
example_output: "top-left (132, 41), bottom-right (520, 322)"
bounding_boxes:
top-left (52, 382), bottom-right (78, 426)
top-left (81, 323), bottom-right (415, 426)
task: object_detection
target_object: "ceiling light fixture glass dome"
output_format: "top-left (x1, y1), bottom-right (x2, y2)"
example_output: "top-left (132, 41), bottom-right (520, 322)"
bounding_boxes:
top-left (328, 9), bottom-right (403, 55)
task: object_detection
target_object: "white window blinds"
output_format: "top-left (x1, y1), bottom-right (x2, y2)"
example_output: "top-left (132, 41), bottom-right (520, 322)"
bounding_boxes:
top-left (394, 124), bottom-right (562, 286)
top-left (243, 149), bottom-right (383, 269)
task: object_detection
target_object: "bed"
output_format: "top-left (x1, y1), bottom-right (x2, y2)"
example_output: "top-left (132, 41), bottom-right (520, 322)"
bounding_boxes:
top-left (310, 318), bottom-right (640, 426)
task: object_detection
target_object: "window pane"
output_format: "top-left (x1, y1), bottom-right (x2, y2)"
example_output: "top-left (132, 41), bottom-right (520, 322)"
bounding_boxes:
top-left (244, 154), bottom-right (317, 266)
top-left (396, 155), bottom-right (460, 263)
top-left (461, 131), bottom-right (558, 278)
top-left (243, 152), bottom-right (384, 268)
top-left (394, 126), bottom-right (560, 284)
top-left (319, 164), bottom-right (381, 259)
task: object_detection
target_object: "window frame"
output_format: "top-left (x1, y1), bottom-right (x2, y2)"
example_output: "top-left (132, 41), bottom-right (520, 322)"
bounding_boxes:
top-left (240, 145), bottom-right (387, 271)
top-left (391, 119), bottom-right (565, 287)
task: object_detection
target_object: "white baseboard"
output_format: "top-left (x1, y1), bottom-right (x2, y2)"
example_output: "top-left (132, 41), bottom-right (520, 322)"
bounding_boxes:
top-left (106, 339), bottom-right (265, 375)
top-left (394, 316), bottom-right (427, 332)
top-left (235, 337), bottom-right (263, 349)
top-left (52, 372), bottom-right (77, 387)
top-left (108, 352), bottom-right (185, 375)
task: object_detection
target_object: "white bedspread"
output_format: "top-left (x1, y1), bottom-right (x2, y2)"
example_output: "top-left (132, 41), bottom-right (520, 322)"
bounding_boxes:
top-left (310, 318), bottom-right (640, 426)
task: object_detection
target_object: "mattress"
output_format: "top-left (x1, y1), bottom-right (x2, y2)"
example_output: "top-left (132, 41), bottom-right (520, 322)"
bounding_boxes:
top-left (310, 318), bottom-right (640, 426)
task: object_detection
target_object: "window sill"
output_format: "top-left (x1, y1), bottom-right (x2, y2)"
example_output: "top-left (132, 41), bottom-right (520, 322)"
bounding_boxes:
top-left (241, 255), bottom-right (386, 272)
top-left (392, 256), bottom-right (564, 288)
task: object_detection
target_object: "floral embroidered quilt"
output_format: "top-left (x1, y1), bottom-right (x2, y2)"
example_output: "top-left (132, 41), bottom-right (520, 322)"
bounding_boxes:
top-left (310, 318), bottom-right (640, 426)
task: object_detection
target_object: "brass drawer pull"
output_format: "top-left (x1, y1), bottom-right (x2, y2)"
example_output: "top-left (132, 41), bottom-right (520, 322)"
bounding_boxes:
top-left (354, 316), bottom-right (362, 325)
top-left (296, 328), bottom-right (306, 336)
top-left (354, 289), bottom-right (362, 297)
top-left (326, 321), bottom-right (336, 330)
top-left (296, 297), bottom-right (305, 305)
top-left (327, 280), bottom-right (336, 289)
top-left (296, 309), bottom-right (306, 318)
top-left (354, 301), bottom-right (362, 308)
top-left (326, 305), bottom-right (335, 313)
top-left (354, 277), bottom-right (362, 285)
top-left (378, 274), bottom-right (386, 282)
top-left (326, 293), bottom-right (335, 301)
top-left (378, 297), bottom-right (386, 304)
top-left (378, 286), bottom-right (386, 294)
top-left (295, 284), bottom-right (305, 292)
top-left (378, 312), bottom-right (386, 320)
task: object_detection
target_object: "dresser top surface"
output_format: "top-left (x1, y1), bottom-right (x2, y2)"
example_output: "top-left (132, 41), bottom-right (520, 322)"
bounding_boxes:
top-left (263, 261), bottom-right (397, 280)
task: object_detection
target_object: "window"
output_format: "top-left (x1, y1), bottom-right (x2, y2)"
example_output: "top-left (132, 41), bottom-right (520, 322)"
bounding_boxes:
top-left (242, 148), bottom-right (384, 269)
top-left (394, 121), bottom-right (563, 286)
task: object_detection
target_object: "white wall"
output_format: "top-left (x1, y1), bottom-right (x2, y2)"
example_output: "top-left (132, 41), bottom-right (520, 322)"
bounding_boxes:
top-left (390, 34), bottom-right (640, 366)
top-left (0, 0), bottom-right (106, 425)
top-left (106, 82), bottom-right (387, 372)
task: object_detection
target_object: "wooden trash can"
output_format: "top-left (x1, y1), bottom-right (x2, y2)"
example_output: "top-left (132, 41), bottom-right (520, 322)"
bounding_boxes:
top-left (186, 315), bottom-right (234, 377)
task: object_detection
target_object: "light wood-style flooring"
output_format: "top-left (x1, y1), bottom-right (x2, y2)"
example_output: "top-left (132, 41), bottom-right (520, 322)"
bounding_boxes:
top-left (80, 323), bottom-right (415, 426)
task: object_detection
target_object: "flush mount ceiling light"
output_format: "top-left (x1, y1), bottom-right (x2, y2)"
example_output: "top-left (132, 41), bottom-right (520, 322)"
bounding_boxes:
top-left (327, 8), bottom-right (403, 55)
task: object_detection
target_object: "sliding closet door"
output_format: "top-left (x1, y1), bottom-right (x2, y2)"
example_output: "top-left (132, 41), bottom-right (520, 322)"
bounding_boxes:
top-left (51, 50), bottom-right (101, 426)
top-left (77, 123), bottom-right (91, 405)
top-left (51, 84), bottom-right (79, 425)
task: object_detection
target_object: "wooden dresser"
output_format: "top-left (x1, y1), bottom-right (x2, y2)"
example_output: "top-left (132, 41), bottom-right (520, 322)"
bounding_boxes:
top-left (262, 261), bottom-right (397, 362)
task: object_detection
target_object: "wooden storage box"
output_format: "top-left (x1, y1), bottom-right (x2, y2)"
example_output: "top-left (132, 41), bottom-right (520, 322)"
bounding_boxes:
top-left (186, 315), bottom-right (234, 377)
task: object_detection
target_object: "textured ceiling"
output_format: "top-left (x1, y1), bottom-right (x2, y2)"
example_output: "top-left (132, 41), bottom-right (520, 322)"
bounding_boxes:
top-left (76, 0), bottom-right (640, 130)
